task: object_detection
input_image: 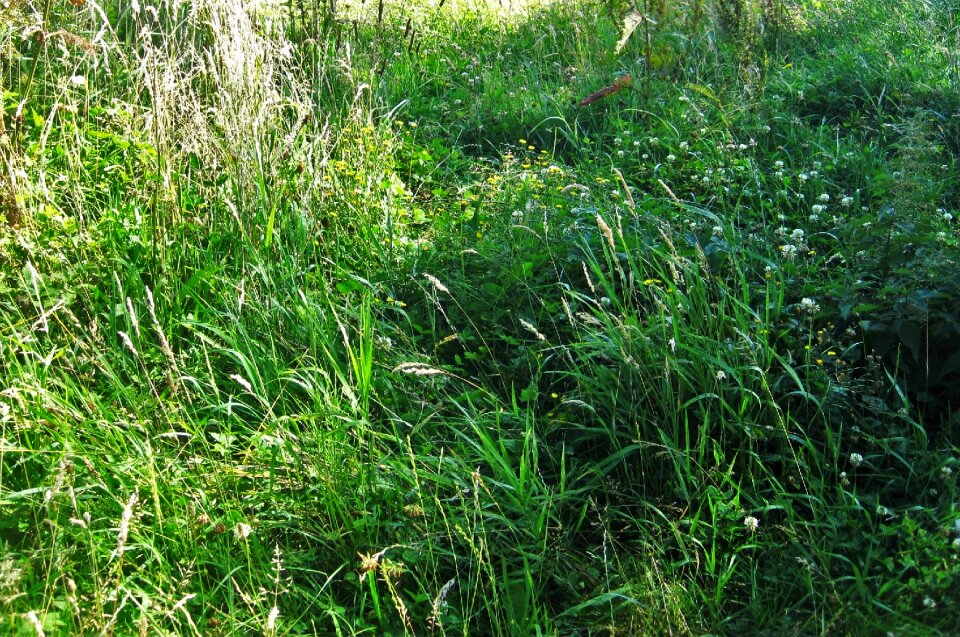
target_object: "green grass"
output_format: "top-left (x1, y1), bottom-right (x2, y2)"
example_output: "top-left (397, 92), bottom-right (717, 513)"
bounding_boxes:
top-left (1, 0), bottom-right (959, 634)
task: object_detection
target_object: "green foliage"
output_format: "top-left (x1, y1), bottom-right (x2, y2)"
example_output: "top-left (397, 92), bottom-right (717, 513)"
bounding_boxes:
top-left (2, 0), bottom-right (959, 635)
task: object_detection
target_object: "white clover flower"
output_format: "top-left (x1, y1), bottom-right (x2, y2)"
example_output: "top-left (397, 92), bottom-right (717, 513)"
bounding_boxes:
top-left (774, 160), bottom-right (785, 169)
top-left (812, 204), bottom-right (826, 214)
top-left (235, 522), bottom-right (254, 540)
top-left (780, 244), bottom-right (798, 260)
top-left (712, 225), bottom-right (724, 238)
top-left (790, 228), bottom-right (805, 242)
top-left (799, 297), bottom-right (820, 315)
top-left (716, 370), bottom-right (727, 381)
top-left (943, 212), bottom-right (954, 222)
top-left (818, 193), bottom-right (830, 203)
top-left (617, 150), bottom-right (625, 157)
top-left (633, 140), bottom-right (641, 147)
top-left (679, 141), bottom-right (689, 150)
top-left (942, 466), bottom-right (953, 478)
top-left (799, 172), bottom-right (809, 181)
top-left (922, 596), bottom-right (936, 609)
top-left (744, 516), bottom-right (759, 531)
top-left (666, 154), bottom-right (677, 162)
top-left (841, 196), bottom-right (854, 207)
top-left (850, 452), bottom-right (864, 468)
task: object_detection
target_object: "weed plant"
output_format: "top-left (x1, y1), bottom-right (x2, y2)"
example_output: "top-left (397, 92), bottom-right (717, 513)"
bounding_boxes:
top-left (1, 0), bottom-right (958, 634)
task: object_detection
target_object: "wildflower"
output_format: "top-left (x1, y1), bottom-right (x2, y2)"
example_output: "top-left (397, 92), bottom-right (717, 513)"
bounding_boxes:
top-left (666, 154), bottom-right (677, 162)
top-left (744, 516), bottom-right (759, 532)
top-left (774, 160), bottom-right (785, 169)
top-left (716, 370), bottom-right (726, 381)
top-left (667, 338), bottom-right (676, 352)
top-left (942, 466), bottom-right (953, 478)
top-left (780, 244), bottom-right (798, 260)
top-left (799, 297), bottom-right (820, 315)
top-left (69, 75), bottom-right (86, 86)
top-left (922, 597), bottom-right (936, 609)
top-left (712, 225), bottom-right (724, 238)
top-left (849, 452), bottom-right (864, 468)
top-left (811, 204), bottom-right (826, 214)
top-left (943, 211), bottom-right (954, 222)
top-left (235, 522), bottom-right (253, 540)
top-left (841, 196), bottom-right (854, 207)
top-left (790, 228), bottom-right (805, 242)
top-left (818, 193), bottom-right (830, 203)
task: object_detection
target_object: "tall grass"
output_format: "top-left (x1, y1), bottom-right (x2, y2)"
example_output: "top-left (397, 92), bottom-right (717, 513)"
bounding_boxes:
top-left (2, 0), bottom-right (959, 634)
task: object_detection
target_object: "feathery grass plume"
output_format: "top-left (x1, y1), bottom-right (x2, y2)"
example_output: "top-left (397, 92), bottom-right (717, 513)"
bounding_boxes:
top-left (230, 373), bottom-right (253, 393)
top-left (520, 318), bottom-right (547, 342)
top-left (582, 261), bottom-right (597, 294)
top-left (611, 167), bottom-right (635, 211)
top-left (423, 272), bottom-right (450, 294)
top-left (393, 362), bottom-right (446, 376)
top-left (113, 490), bottom-right (139, 561)
top-left (25, 610), bottom-right (44, 636)
top-left (118, 331), bottom-right (138, 356)
top-left (145, 287), bottom-right (180, 395)
top-left (596, 214), bottom-right (616, 252)
top-left (427, 578), bottom-right (456, 631)
top-left (125, 298), bottom-right (140, 338)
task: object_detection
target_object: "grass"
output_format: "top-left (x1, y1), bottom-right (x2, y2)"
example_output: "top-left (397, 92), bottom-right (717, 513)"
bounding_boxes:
top-left (1, 0), bottom-right (959, 634)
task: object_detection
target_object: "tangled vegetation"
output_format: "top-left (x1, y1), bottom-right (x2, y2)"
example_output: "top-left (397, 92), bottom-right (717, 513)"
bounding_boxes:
top-left (1, 0), bottom-right (958, 634)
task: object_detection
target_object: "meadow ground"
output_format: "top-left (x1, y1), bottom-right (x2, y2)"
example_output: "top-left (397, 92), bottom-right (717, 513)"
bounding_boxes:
top-left (1, 0), bottom-right (959, 634)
